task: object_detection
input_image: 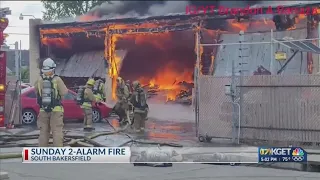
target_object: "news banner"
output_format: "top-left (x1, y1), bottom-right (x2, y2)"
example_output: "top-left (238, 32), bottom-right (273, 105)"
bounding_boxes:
top-left (21, 147), bottom-right (308, 163)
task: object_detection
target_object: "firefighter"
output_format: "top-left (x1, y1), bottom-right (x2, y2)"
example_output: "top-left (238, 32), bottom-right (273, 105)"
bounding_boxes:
top-left (35, 58), bottom-right (68, 147)
top-left (80, 78), bottom-right (97, 131)
top-left (93, 77), bottom-right (106, 102)
top-left (130, 80), bottom-right (149, 132)
top-left (113, 77), bottom-right (130, 125)
top-left (125, 80), bottom-right (133, 96)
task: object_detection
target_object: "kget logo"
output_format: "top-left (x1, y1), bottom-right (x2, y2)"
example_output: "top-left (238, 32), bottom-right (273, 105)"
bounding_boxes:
top-left (259, 148), bottom-right (291, 156)
top-left (292, 148), bottom-right (304, 156)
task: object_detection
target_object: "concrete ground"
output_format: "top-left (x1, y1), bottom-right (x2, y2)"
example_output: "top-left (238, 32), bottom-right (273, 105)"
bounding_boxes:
top-left (1, 103), bottom-right (320, 178)
top-left (1, 159), bottom-right (320, 180)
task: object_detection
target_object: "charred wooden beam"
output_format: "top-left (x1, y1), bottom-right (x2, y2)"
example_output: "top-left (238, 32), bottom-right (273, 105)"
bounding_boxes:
top-left (38, 15), bottom-right (233, 34)
top-left (108, 24), bottom-right (196, 34)
top-left (38, 2), bottom-right (320, 30)
top-left (41, 24), bottom-right (196, 39)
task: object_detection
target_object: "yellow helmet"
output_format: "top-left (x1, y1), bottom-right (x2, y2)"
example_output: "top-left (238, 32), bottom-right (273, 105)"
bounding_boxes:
top-left (87, 78), bottom-right (95, 86)
top-left (132, 80), bottom-right (140, 89)
top-left (116, 77), bottom-right (123, 84)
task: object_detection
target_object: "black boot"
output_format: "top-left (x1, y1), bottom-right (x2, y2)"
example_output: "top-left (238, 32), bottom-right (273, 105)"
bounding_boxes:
top-left (83, 127), bottom-right (95, 131)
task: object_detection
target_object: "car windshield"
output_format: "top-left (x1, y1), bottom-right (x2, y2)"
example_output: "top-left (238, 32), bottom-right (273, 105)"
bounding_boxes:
top-left (21, 87), bottom-right (34, 94)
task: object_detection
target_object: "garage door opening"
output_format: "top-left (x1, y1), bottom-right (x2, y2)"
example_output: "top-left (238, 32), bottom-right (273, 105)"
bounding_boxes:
top-left (114, 31), bottom-right (196, 103)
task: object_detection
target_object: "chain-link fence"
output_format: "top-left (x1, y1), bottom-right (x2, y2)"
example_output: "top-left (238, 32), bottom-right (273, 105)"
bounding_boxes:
top-left (238, 75), bottom-right (320, 146)
top-left (195, 30), bottom-right (320, 146)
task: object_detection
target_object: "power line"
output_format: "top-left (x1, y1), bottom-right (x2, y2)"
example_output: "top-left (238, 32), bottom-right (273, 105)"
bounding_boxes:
top-left (6, 33), bottom-right (29, 35)
top-left (8, 26), bottom-right (29, 28)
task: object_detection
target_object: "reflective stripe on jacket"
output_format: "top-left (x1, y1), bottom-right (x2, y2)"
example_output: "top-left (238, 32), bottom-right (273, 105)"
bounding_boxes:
top-left (37, 78), bottom-right (63, 112)
top-left (81, 102), bottom-right (92, 109)
top-left (81, 87), bottom-right (96, 109)
top-left (94, 94), bottom-right (103, 101)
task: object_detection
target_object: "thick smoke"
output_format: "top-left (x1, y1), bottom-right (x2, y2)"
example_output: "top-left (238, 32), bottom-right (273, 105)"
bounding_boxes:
top-left (45, 1), bottom-right (316, 23)
top-left (147, 1), bottom-right (189, 16)
top-left (86, 1), bottom-right (190, 19)
top-left (84, 0), bottom-right (265, 19)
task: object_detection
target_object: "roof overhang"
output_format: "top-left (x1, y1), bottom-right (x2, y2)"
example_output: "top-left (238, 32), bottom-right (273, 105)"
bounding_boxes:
top-left (38, 2), bottom-right (320, 38)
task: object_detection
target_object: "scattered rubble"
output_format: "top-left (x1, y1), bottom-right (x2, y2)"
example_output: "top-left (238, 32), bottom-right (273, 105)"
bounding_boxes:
top-left (143, 81), bottom-right (193, 105)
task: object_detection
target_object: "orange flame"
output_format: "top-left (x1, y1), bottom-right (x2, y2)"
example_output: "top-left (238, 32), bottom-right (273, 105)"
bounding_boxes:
top-left (105, 34), bottom-right (123, 100)
top-left (227, 19), bottom-right (250, 32)
top-left (263, 18), bottom-right (268, 25)
top-left (103, 31), bottom-right (195, 101)
top-left (41, 37), bottom-right (72, 49)
top-left (78, 14), bottom-right (100, 22)
top-left (138, 62), bottom-right (193, 101)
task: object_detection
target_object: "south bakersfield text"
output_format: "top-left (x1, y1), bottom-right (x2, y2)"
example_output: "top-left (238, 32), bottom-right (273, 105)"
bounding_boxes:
top-left (29, 147), bottom-right (127, 161)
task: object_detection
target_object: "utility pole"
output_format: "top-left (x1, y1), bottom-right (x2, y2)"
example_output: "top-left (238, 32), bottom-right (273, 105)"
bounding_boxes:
top-left (270, 29), bottom-right (275, 74)
top-left (19, 40), bottom-right (22, 124)
top-left (13, 41), bottom-right (22, 124)
top-left (14, 41), bottom-right (19, 79)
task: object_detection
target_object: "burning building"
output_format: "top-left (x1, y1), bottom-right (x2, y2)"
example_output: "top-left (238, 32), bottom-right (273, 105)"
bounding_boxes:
top-left (29, 2), bottom-right (320, 104)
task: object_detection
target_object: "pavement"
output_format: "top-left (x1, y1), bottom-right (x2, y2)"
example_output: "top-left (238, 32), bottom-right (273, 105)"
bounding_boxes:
top-left (1, 103), bottom-right (320, 178)
top-left (1, 159), bottom-right (320, 180)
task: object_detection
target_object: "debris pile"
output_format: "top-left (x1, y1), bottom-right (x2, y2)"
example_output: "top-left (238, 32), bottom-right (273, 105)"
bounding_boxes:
top-left (143, 81), bottom-right (194, 105)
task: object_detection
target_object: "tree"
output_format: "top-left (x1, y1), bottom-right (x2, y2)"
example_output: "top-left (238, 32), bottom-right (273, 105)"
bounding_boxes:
top-left (21, 67), bottom-right (29, 83)
top-left (41, 1), bottom-right (106, 21)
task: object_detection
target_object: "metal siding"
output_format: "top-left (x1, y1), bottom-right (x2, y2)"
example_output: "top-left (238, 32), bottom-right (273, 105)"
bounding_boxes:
top-left (54, 58), bottom-right (68, 75)
top-left (56, 51), bottom-right (106, 77)
top-left (214, 29), bottom-right (308, 76)
top-left (55, 50), bottom-right (128, 78)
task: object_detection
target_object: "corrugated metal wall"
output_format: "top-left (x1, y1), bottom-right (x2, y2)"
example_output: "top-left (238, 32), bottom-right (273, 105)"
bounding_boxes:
top-left (214, 28), bottom-right (308, 76)
top-left (56, 50), bottom-right (106, 78)
top-left (197, 75), bottom-right (320, 144)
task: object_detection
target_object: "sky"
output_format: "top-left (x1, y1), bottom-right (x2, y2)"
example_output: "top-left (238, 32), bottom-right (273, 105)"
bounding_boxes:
top-left (1, 1), bottom-right (44, 50)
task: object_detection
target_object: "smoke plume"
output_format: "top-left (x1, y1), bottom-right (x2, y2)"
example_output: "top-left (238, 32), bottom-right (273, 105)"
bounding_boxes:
top-left (83, 0), bottom-right (268, 20)
top-left (49, 0), bottom-right (314, 23)
top-left (86, 1), bottom-right (190, 19)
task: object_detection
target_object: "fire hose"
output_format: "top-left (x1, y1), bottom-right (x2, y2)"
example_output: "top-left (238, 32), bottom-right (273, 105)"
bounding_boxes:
top-left (0, 119), bottom-right (183, 160)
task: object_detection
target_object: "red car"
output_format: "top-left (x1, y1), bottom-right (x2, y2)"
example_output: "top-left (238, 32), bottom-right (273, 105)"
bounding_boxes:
top-left (21, 83), bottom-right (32, 90)
top-left (21, 87), bottom-right (112, 125)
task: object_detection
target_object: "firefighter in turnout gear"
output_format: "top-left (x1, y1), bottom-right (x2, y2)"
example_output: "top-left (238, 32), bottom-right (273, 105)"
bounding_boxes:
top-left (130, 81), bottom-right (149, 132)
top-left (113, 77), bottom-right (131, 125)
top-left (35, 58), bottom-right (68, 147)
top-left (81, 78), bottom-right (97, 130)
top-left (125, 80), bottom-right (133, 96)
top-left (93, 77), bottom-right (106, 102)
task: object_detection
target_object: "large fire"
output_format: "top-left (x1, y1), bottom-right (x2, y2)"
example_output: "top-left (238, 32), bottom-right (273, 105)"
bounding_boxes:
top-left (138, 62), bottom-right (193, 101)
top-left (110, 32), bottom-right (195, 102)
top-left (39, 12), bottom-right (312, 102)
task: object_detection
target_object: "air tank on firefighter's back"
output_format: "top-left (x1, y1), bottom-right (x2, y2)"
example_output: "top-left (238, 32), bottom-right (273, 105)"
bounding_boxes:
top-left (42, 80), bottom-right (52, 107)
top-left (76, 86), bottom-right (85, 105)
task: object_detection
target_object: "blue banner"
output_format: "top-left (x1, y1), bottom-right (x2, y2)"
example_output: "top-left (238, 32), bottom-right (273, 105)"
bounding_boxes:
top-left (258, 147), bottom-right (307, 163)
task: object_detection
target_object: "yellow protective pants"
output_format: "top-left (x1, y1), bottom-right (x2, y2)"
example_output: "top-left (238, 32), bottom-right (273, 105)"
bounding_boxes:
top-left (37, 111), bottom-right (64, 147)
top-left (114, 100), bottom-right (129, 121)
top-left (133, 112), bottom-right (147, 131)
top-left (82, 108), bottom-right (93, 128)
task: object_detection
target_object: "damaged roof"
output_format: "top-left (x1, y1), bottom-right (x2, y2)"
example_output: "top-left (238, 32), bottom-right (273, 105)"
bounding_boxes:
top-left (55, 51), bottom-right (106, 78)
top-left (55, 50), bottom-right (128, 78)
top-left (38, 2), bottom-right (320, 29)
top-left (214, 28), bottom-right (309, 76)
